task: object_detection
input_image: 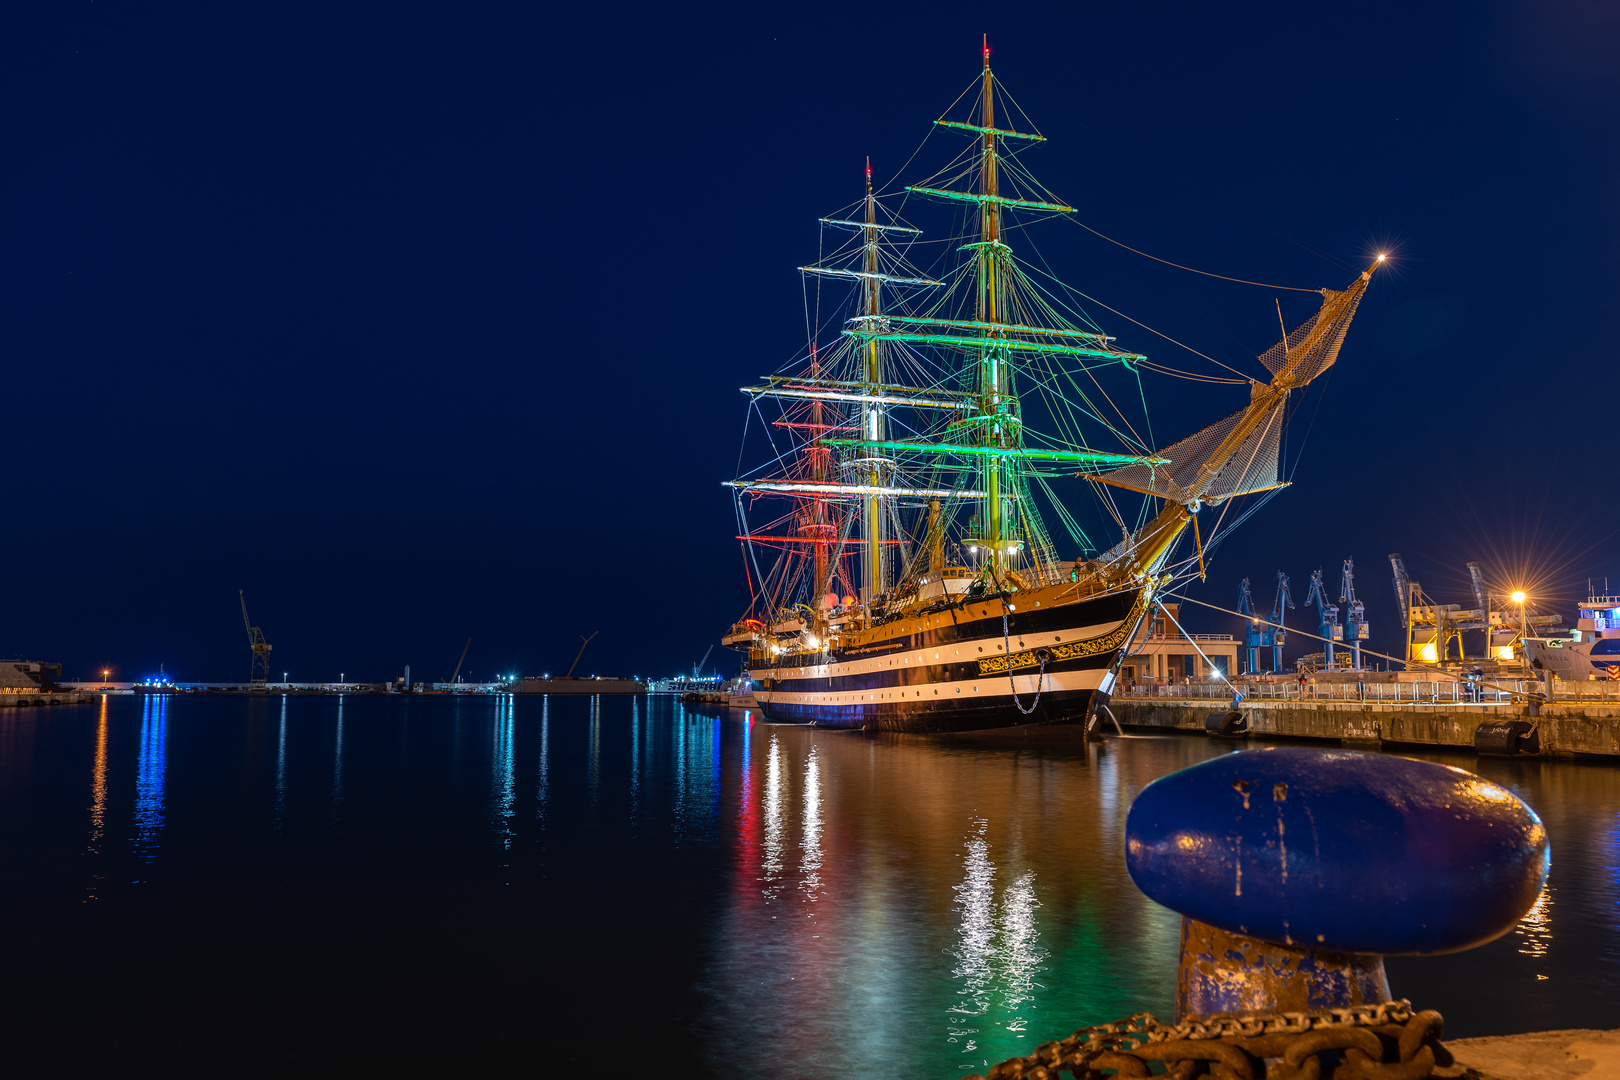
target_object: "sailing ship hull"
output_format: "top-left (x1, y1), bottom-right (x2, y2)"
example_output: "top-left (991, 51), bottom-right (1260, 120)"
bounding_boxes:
top-left (750, 586), bottom-right (1144, 733)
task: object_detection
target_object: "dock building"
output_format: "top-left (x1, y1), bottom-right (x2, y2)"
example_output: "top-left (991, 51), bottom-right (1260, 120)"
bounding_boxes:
top-left (1119, 603), bottom-right (1237, 683)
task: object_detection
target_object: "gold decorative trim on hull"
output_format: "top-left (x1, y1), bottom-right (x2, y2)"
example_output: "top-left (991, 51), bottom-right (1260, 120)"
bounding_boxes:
top-left (977, 593), bottom-right (1147, 674)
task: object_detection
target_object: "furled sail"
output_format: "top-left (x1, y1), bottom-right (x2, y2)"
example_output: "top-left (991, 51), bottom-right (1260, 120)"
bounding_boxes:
top-left (1092, 266), bottom-right (1373, 509)
top-left (1260, 278), bottom-right (1369, 389)
top-left (1093, 397), bottom-right (1285, 505)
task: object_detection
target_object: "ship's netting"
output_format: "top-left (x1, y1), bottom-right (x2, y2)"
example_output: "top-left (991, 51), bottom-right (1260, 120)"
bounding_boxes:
top-left (1094, 397), bottom-right (1285, 506)
top-left (1257, 283), bottom-right (1365, 386)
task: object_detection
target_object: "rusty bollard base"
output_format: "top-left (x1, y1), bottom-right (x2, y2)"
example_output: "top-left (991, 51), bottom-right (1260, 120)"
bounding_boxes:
top-left (1176, 916), bottom-right (1390, 1022)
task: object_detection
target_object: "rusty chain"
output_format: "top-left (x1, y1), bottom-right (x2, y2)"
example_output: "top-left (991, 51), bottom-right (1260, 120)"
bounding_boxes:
top-left (959, 1000), bottom-right (1455, 1080)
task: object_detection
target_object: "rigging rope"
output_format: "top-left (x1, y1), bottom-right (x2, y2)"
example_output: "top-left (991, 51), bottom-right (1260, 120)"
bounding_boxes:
top-left (1072, 218), bottom-right (1321, 292)
top-left (1061, 283), bottom-right (1259, 383)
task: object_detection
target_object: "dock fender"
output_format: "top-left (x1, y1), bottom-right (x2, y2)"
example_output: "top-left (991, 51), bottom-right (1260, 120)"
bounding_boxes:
top-left (1475, 719), bottom-right (1541, 757)
top-left (1205, 709), bottom-right (1248, 737)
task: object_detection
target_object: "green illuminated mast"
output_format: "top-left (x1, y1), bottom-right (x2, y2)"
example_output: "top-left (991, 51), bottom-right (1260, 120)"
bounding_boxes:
top-left (724, 42), bottom-right (1379, 670)
top-left (896, 38), bottom-right (1085, 575)
top-left (860, 158), bottom-right (886, 608)
top-left (733, 42), bottom-right (1169, 625)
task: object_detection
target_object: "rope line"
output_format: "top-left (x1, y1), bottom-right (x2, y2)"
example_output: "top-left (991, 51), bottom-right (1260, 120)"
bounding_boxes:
top-left (1072, 218), bottom-right (1322, 292)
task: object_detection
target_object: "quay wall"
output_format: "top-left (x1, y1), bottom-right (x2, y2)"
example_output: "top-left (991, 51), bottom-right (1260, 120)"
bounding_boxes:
top-left (1110, 697), bottom-right (1620, 758)
top-left (0, 691), bottom-right (100, 708)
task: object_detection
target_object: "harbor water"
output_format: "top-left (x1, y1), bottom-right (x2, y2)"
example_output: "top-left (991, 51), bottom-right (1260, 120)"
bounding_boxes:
top-left (0, 694), bottom-right (1614, 1076)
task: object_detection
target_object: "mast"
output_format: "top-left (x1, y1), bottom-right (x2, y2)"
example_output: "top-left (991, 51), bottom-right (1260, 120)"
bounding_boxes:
top-left (736, 45), bottom-right (1166, 631)
top-left (806, 342), bottom-right (830, 603)
top-left (977, 36), bottom-right (1009, 576)
top-left (860, 157), bottom-right (885, 609)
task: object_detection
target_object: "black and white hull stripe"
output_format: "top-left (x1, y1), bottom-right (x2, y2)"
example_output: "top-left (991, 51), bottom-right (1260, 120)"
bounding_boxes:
top-left (751, 587), bottom-right (1145, 733)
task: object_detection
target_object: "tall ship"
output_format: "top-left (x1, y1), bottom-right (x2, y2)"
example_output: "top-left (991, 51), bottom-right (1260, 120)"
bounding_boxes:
top-left (721, 45), bottom-right (1376, 732)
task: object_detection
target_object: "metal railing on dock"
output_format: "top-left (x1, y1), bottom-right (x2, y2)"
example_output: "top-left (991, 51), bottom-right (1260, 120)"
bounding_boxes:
top-left (1120, 677), bottom-right (1620, 706)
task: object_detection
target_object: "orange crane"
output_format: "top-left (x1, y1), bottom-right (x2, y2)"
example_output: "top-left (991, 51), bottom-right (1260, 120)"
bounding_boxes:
top-left (566, 632), bottom-right (598, 678)
top-left (239, 590), bottom-right (272, 687)
top-left (449, 637), bottom-right (472, 686)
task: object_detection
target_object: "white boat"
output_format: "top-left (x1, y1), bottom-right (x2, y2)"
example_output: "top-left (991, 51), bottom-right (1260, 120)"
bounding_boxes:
top-left (1523, 590), bottom-right (1620, 680)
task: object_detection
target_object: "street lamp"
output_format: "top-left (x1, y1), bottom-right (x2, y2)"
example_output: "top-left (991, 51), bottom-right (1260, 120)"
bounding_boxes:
top-left (1511, 591), bottom-right (1528, 663)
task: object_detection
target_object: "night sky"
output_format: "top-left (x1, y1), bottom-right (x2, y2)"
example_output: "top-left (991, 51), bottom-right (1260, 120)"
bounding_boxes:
top-left (3, 2), bottom-right (1616, 683)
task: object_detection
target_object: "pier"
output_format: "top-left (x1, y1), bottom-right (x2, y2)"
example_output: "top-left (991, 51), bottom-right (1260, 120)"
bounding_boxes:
top-left (0, 690), bottom-right (99, 708)
top-left (1113, 679), bottom-right (1620, 757)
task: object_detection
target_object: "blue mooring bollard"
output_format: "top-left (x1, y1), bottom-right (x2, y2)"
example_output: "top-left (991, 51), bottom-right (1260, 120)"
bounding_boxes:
top-left (1125, 747), bottom-right (1550, 1021)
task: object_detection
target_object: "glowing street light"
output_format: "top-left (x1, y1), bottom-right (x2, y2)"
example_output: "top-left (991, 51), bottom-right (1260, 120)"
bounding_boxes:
top-left (1511, 591), bottom-right (1529, 664)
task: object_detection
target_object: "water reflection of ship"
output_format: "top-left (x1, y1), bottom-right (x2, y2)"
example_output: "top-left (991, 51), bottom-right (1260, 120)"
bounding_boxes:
top-left (704, 723), bottom-right (1217, 1075)
top-left (722, 47), bottom-right (1375, 734)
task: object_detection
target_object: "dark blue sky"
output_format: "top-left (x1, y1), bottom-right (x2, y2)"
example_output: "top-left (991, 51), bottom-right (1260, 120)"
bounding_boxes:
top-left (2, 2), bottom-right (1615, 682)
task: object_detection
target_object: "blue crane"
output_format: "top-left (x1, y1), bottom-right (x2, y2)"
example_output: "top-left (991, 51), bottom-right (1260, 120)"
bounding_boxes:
top-left (1237, 578), bottom-right (1267, 674)
top-left (1340, 558), bottom-right (1369, 670)
top-left (1306, 568), bottom-right (1343, 667)
top-left (1269, 571), bottom-right (1294, 672)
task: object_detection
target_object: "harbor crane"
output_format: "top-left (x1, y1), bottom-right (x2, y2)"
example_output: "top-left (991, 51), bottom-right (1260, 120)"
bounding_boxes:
top-left (449, 637), bottom-right (472, 685)
top-left (1390, 556), bottom-right (1561, 667)
top-left (1305, 568), bottom-right (1343, 668)
top-left (566, 632), bottom-right (599, 678)
top-left (1237, 578), bottom-right (1266, 674)
top-left (239, 590), bottom-right (272, 687)
top-left (693, 643), bottom-right (715, 680)
top-left (1466, 562), bottom-right (1495, 659)
top-left (1340, 558), bottom-right (1369, 670)
top-left (1391, 552), bottom-right (1460, 664)
top-left (1269, 572), bottom-right (1294, 673)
